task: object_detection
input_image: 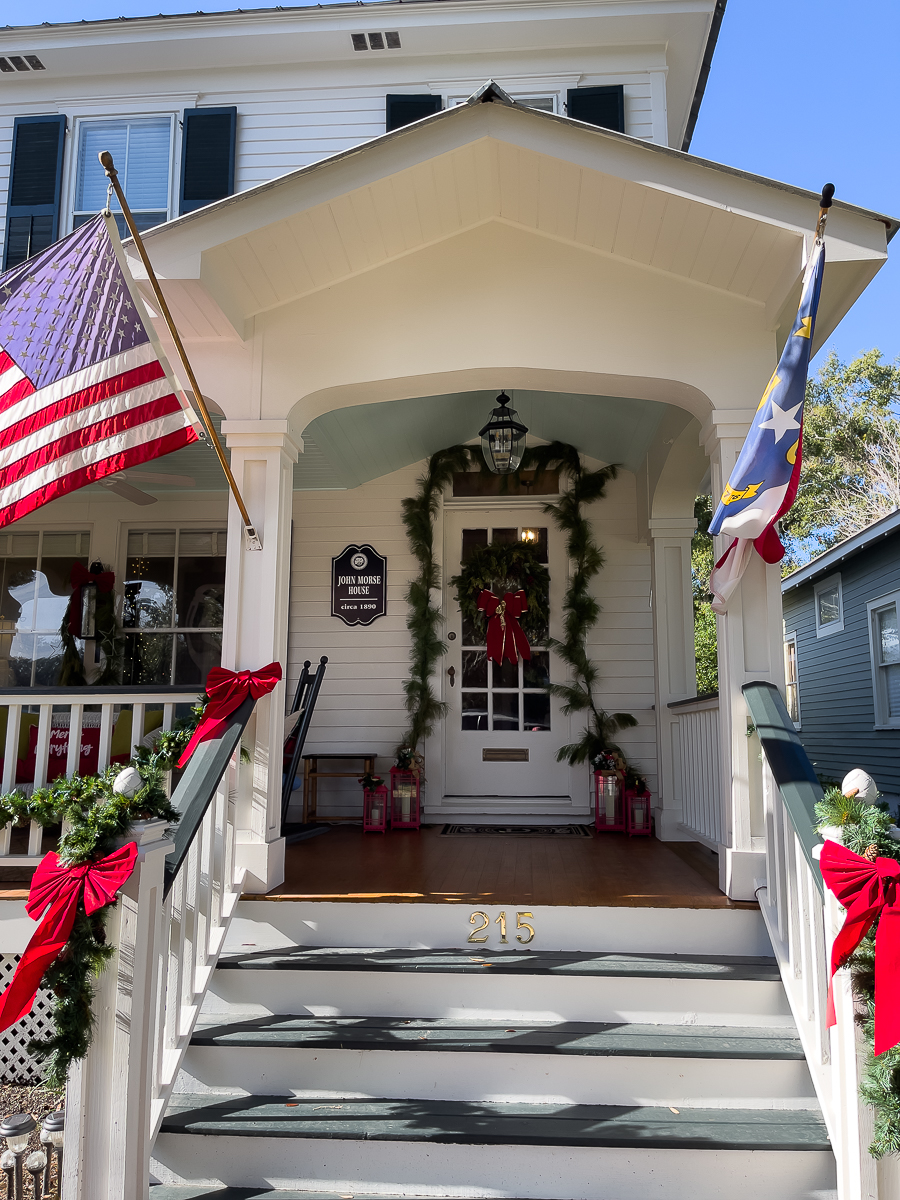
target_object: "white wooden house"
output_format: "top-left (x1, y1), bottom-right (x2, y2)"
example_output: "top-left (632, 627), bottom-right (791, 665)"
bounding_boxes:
top-left (0, 3), bottom-right (896, 1197)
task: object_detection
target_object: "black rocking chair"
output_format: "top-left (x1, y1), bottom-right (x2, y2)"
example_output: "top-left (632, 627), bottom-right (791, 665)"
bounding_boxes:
top-left (280, 655), bottom-right (328, 841)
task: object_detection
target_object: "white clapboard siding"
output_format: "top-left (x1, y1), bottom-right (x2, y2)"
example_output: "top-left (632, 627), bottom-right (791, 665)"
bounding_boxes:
top-left (288, 461), bottom-right (657, 818)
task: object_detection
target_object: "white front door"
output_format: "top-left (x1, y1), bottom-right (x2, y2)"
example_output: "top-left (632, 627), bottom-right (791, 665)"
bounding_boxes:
top-left (442, 507), bottom-right (571, 802)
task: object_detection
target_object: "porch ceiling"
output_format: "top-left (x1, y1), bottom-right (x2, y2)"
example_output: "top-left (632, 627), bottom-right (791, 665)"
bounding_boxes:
top-left (301, 387), bottom-right (669, 488)
top-left (136, 90), bottom-right (895, 354)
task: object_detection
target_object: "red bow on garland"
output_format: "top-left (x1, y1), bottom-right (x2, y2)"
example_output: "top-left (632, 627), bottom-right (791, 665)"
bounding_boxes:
top-left (67, 562), bottom-right (115, 635)
top-left (820, 839), bottom-right (900, 1055)
top-left (477, 590), bottom-right (531, 667)
top-left (0, 842), bottom-right (138, 1034)
top-left (177, 662), bottom-right (283, 768)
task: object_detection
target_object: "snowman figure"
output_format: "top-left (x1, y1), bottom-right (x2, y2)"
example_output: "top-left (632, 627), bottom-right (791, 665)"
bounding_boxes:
top-left (841, 768), bottom-right (879, 805)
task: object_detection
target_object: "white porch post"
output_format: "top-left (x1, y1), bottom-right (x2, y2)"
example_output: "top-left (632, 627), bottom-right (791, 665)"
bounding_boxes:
top-left (703, 410), bottom-right (784, 901)
top-left (649, 517), bottom-right (697, 840)
top-left (221, 420), bottom-right (299, 894)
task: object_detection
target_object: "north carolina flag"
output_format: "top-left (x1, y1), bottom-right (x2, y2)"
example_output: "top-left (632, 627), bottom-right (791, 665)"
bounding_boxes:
top-left (708, 239), bottom-right (825, 612)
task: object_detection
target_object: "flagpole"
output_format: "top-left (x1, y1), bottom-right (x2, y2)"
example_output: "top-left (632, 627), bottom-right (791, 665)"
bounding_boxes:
top-left (98, 150), bottom-right (262, 552)
top-left (815, 182), bottom-right (835, 241)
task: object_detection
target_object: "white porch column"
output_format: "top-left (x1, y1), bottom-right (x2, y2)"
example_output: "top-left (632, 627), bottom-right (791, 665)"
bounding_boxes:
top-left (702, 410), bottom-right (784, 901)
top-left (221, 420), bottom-right (299, 893)
top-left (649, 517), bottom-right (697, 840)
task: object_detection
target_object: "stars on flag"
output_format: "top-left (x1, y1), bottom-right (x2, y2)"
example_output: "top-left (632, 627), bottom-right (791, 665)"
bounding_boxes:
top-left (758, 398), bottom-right (803, 443)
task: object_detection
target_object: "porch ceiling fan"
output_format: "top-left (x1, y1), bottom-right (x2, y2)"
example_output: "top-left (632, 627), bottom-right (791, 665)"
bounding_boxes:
top-left (98, 470), bottom-right (196, 506)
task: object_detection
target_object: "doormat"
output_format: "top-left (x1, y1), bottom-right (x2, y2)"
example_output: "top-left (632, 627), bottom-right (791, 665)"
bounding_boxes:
top-left (441, 824), bottom-right (592, 838)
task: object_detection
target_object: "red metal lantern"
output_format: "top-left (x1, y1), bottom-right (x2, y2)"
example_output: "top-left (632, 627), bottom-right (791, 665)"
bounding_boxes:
top-left (625, 788), bottom-right (652, 837)
top-left (362, 783), bottom-right (388, 833)
top-left (389, 767), bottom-right (421, 829)
top-left (593, 770), bottom-right (625, 832)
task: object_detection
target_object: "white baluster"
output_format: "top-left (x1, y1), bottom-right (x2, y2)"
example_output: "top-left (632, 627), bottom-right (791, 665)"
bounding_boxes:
top-left (131, 702), bottom-right (146, 762)
top-left (97, 703), bottom-right (114, 771)
top-left (66, 703), bottom-right (84, 779)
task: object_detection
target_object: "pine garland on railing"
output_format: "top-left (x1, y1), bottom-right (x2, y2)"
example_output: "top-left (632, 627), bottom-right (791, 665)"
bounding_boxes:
top-left (815, 787), bottom-right (900, 1157)
top-left (0, 711), bottom-right (201, 1086)
top-left (399, 445), bottom-right (473, 751)
top-left (522, 442), bottom-right (637, 765)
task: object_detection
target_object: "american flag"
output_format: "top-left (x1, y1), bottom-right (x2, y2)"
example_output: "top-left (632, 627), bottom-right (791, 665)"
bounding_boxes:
top-left (0, 212), bottom-right (201, 528)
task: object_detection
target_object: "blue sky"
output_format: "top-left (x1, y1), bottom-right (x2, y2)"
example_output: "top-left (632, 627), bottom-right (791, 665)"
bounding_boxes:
top-left (9, 0), bottom-right (898, 370)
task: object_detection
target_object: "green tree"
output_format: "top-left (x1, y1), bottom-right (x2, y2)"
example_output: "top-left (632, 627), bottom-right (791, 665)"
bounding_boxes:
top-left (691, 494), bottom-right (718, 694)
top-left (780, 349), bottom-right (900, 569)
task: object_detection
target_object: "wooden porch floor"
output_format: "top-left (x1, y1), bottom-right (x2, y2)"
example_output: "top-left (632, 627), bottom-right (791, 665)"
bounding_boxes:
top-left (254, 826), bottom-right (755, 908)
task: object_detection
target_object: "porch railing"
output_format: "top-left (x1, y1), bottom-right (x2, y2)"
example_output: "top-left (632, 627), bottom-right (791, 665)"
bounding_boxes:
top-left (743, 680), bottom-right (881, 1200)
top-left (0, 686), bottom-right (197, 867)
top-left (668, 693), bottom-right (722, 848)
top-left (60, 695), bottom-right (254, 1200)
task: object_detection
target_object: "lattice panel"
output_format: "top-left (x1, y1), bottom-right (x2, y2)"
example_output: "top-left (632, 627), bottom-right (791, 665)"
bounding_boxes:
top-left (0, 955), bottom-right (54, 1084)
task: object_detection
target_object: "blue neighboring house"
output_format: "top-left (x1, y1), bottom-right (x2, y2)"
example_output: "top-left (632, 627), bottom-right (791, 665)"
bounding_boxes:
top-left (781, 508), bottom-right (900, 802)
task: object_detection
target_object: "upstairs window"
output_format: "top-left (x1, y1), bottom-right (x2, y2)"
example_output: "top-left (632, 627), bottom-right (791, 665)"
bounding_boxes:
top-left (814, 573), bottom-right (844, 637)
top-left (868, 592), bottom-right (900, 728)
top-left (386, 94), bottom-right (442, 132)
top-left (73, 116), bottom-right (173, 237)
top-left (123, 528), bottom-right (226, 686)
top-left (3, 115), bottom-right (66, 270)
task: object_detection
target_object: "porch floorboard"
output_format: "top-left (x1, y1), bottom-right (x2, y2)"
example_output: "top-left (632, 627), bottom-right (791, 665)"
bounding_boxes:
top-left (255, 827), bottom-right (753, 908)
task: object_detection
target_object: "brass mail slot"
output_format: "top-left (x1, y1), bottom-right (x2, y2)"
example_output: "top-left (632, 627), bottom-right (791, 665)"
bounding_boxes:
top-left (482, 748), bottom-right (529, 763)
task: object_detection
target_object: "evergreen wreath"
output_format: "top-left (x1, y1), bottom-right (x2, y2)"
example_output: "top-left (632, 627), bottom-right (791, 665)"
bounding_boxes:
top-left (522, 442), bottom-right (637, 765)
top-left (0, 707), bottom-right (202, 1086)
top-left (58, 563), bottom-right (124, 687)
top-left (449, 541), bottom-right (550, 648)
top-left (399, 445), bottom-right (473, 751)
top-left (814, 787), bottom-right (900, 1157)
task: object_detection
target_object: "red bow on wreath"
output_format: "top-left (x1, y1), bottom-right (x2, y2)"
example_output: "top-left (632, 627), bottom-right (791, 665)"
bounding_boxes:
top-left (177, 662), bottom-right (283, 768)
top-left (0, 842), bottom-right (138, 1033)
top-left (67, 561), bottom-right (115, 635)
top-left (477, 589), bottom-right (531, 666)
top-left (820, 839), bottom-right (900, 1055)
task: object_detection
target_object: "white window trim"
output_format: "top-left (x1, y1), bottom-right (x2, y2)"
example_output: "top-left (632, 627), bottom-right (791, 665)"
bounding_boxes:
top-left (63, 112), bottom-right (179, 237)
top-left (784, 631), bottom-right (801, 729)
top-left (814, 572), bottom-right (844, 637)
top-left (867, 589), bottom-right (900, 729)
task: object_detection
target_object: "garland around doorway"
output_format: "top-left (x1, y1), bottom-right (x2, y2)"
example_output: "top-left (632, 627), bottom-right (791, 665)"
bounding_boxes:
top-left (400, 442), bottom-right (638, 778)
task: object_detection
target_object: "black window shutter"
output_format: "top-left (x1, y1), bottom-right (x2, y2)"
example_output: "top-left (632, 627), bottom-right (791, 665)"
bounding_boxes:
top-left (566, 86), bottom-right (625, 133)
top-left (386, 95), bottom-right (442, 133)
top-left (179, 106), bottom-right (237, 215)
top-left (4, 114), bottom-right (66, 270)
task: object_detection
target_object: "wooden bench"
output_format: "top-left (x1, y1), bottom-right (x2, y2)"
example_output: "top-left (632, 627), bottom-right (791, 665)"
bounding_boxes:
top-left (302, 752), bottom-right (377, 823)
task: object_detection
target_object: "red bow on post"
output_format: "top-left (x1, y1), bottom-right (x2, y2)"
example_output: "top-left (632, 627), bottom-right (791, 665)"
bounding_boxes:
top-left (176, 662), bottom-right (283, 768)
top-left (477, 590), bottom-right (531, 667)
top-left (0, 842), bottom-right (138, 1033)
top-left (67, 562), bottom-right (115, 635)
top-left (820, 839), bottom-right (900, 1055)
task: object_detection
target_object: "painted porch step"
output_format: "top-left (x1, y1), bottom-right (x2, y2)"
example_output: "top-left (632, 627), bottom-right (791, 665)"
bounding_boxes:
top-left (190, 1014), bottom-right (803, 1058)
top-left (160, 1093), bottom-right (831, 1151)
top-left (216, 946), bottom-right (782, 981)
top-left (150, 1192), bottom-right (450, 1200)
top-left (179, 1015), bottom-right (815, 1105)
top-left (206, 947), bottom-right (793, 1026)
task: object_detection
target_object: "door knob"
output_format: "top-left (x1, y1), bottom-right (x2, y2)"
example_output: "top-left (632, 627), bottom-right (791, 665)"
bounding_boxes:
top-left (447, 666), bottom-right (456, 688)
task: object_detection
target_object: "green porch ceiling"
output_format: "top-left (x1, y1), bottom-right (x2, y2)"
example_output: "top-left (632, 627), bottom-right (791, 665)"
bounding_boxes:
top-left (301, 390), bottom-right (669, 490)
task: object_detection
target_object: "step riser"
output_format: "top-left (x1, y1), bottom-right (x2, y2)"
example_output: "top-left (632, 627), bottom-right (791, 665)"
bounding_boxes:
top-left (151, 1136), bottom-right (836, 1200)
top-left (226, 904), bottom-right (772, 958)
top-left (177, 1045), bottom-right (817, 1106)
top-left (205, 971), bottom-right (794, 1026)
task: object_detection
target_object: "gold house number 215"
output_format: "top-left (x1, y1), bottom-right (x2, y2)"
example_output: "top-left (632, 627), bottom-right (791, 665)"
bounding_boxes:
top-left (468, 910), bottom-right (535, 944)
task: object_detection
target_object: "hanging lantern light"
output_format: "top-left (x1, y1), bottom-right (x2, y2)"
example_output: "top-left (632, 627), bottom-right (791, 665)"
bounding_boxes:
top-left (479, 392), bottom-right (528, 475)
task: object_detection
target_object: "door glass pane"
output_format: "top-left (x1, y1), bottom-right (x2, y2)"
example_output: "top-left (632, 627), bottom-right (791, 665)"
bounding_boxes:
top-left (492, 659), bottom-right (518, 688)
top-left (461, 650), bottom-right (487, 688)
top-left (878, 605), bottom-right (900, 664)
top-left (523, 692), bottom-right (551, 731)
top-left (492, 693), bottom-right (519, 730)
top-left (492, 528), bottom-right (517, 546)
top-left (123, 633), bottom-right (174, 685)
top-left (524, 651), bottom-right (550, 688)
top-left (175, 630), bottom-right (222, 685)
top-left (462, 692), bottom-right (488, 731)
top-left (461, 529), bottom-right (488, 563)
top-left (176, 553), bottom-right (226, 628)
